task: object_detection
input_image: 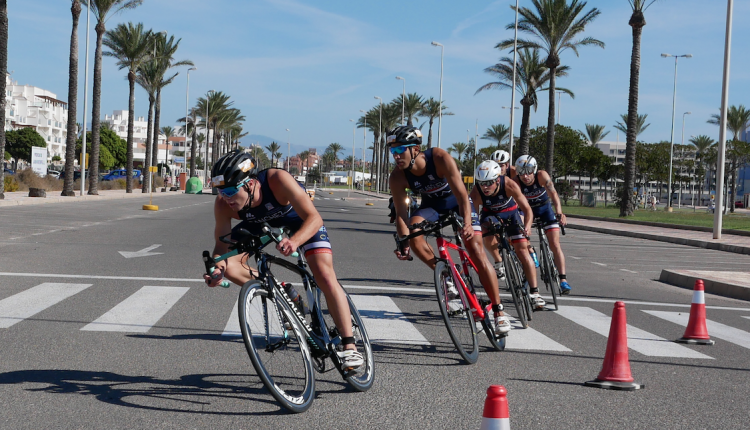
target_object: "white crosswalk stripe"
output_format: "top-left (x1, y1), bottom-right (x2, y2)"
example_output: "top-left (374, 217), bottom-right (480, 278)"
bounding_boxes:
top-left (223, 299), bottom-right (241, 337)
top-left (81, 286), bottom-right (189, 333)
top-left (351, 295), bottom-right (430, 345)
top-left (0, 283), bottom-right (92, 328)
top-left (644, 311), bottom-right (750, 350)
top-left (556, 306), bottom-right (713, 359)
top-left (505, 316), bottom-right (571, 351)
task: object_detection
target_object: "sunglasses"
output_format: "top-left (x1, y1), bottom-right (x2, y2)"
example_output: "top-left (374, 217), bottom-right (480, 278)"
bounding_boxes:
top-left (218, 179), bottom-right (249, 198)
top-left (518, 167), bottom-right (535, 176)
top-left (389, 144), bottom-right (416, 155)
top-left (477, 180), bottom-right (496, 187)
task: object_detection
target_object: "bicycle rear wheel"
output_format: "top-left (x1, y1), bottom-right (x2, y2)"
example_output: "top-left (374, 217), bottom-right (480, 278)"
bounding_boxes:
top-left (238, 281), bottom-right (315, 413)
top-left (502, 249), bottom-right (527, 329)
top-left (316, 286), bottom-right (375, 392)
top-left (513, 254), bottom-right (534, 321)
top-left (434, 261), bottom-right (479, 364)
top-left (540, 239), bottom-right (559, 310)
top-left (464, 263), bottom-right (505, 351)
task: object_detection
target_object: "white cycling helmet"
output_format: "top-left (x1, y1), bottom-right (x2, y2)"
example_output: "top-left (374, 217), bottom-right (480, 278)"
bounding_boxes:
top-left (515, 155), bottom-right (538, 175)
top-left (490, 150), bottom-right (510, 164)
top-left (475, 160), bottom-right (502, 183)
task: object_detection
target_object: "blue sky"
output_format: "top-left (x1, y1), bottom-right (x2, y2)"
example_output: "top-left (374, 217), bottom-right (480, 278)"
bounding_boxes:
top-left (7, 0), bottom-right (750, 158)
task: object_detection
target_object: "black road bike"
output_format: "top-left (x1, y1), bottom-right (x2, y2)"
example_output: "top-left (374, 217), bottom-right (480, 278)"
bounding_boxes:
top-left (533, 218), bottom-right (566, 310)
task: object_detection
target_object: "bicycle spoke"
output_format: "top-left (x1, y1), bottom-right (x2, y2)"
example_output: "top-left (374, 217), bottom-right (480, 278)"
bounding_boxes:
top-left (434, 261), bottom-right (478, 364)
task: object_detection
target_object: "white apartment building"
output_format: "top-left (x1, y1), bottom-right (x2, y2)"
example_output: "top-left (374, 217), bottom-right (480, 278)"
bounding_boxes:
top-left (595, 141), bottom-right (627, 165)
top-left (4, 73), bottom-right (69, 161)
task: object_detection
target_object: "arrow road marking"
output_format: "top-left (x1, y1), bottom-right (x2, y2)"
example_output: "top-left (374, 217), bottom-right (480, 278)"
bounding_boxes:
top-left (118, 244), bottom-right (163, 259)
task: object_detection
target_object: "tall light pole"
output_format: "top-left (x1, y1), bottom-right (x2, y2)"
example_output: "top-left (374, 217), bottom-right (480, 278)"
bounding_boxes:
top-left (286, 128), bottom-right (290, 171)
top-left (204, 89), bottom-right (214, 187)
top-left (715, 0), bottom-right (734, 239)
top-left (396, 76), bottom-right (405, 125)
top-left (374, 96), bottom-right (383, 195)
top-left (662, 52), bottom-right (692, 211)
top-left (360, 110), bottom-right (367, 185)
top-left (349, 119), bottom-right (356, 196)
top-left (185, 67), bottom-right (196, 181)
top-left (80, 2), bottom-right (91, 196)
top-left (431, 41), bottom-right (444, 149)
top-left (679, 111), bottom-right (692, 208)
top-left (508, 0), bottom-right (520, 164)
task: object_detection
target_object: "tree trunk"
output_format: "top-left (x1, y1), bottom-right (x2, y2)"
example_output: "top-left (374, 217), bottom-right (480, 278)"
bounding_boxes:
top-left (622, 13), bottom-right (645, 217)
top-left (427, 117), bottom-right (434, 149)
top-left (62, 0), bottom-right (80, 197)
top-left (152, 87), bottom-right (162, 187)
top-left (518, 101), bottom-right (532, 156)
top-left (125, 70), bottom-right (136, 193)
top-left (730, 161), bottom-right (737, 213)
top-left (88, 21), bottom-right (106, 195)
top-left (545, 62), bottom-right (558, 176)
top-left (141, 96), bottom-right (154, 193)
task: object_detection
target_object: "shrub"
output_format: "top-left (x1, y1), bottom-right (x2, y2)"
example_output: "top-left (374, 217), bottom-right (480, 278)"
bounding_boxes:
top-left (4, 175), bottom-right (19, 192)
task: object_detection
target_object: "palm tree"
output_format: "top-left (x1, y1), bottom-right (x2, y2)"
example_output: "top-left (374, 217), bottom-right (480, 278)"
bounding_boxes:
top-left (448, 142), bottom-right (468, 162)
top-left (177, 107), bottom-right (199, 177)
top-left (584, 124), bottom-right (609, 145)
top-left (214, 108), bottom-right (245, 157)
top-left (622, 0), bottom-right (658, 216)
top-left (689, 135), bottom-right (714, 206)
top-left (81, 0), bottom-right (143, 195)
top-left (398, 93), bottom-right (424, 126)
top-left (708, 105), bottom-right (750, 212)
top-left (298, 150), bottom-right (310, 175)
top-left (614, 113), bottom-right (650, 137)
top-left (160, 126), bottom-right (174, 175)
top-left (481, 124), bottom-right (510, 148)
top-left (476, 48), bottom-right (572, 156)
top-left (419, 97), bottom-right (454, 148)
top-left (60, 1), bottom-right (82, 196)
top-left (196, 91), bottom-right (231, 166)
top-left (136, 59), bottom-right (157, 192)
top-left (265, 142), bottom-right (281, 166)
top-left (497, 0), bottom-right (603, 175)
top-left (327, 142), bottom-right (345, 161)
top-left (103, 22), bottom-right (152, 193)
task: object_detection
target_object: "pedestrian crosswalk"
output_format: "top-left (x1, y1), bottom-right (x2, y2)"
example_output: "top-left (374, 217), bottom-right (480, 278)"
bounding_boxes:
top-left (2, 282), bottom-right (750, 360)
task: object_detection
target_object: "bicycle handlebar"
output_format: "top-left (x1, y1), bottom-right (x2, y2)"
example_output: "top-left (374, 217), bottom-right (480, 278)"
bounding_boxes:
top-left (393, 211), bottom-right (465, 261)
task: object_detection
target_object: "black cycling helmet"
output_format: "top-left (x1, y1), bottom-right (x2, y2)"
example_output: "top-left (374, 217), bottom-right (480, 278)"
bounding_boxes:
top-left (387, 125), bottom-right (423, 146)
top-left (211, 149), bottom-right (257, 188)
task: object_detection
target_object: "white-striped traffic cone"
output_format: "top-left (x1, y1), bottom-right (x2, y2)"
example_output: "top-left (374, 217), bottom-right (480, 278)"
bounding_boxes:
top-left (676, 279), bottom-right (715, 345)
top-left (480, 385), bottom-right (510, 430)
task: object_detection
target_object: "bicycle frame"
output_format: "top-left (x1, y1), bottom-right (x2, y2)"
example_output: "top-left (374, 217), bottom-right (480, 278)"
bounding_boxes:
top-left (435, 235), bottom-right (486, 321)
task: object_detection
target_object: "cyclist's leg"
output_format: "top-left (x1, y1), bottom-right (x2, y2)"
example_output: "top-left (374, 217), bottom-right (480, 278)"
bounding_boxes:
top-left (482, 235), bottom-right (503, 264)
top-left (537, 203), bottom-right (570, 294)
top-left (407, 207), bottom-right (440, 269)
top-left (222, 253), bottom-right (256, 285)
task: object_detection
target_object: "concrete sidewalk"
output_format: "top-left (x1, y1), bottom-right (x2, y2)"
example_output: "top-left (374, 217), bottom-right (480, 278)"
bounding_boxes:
top-left (0, 188), bottom-right (197, 207)
top-left (660, 269), bottom-right (750, 301)
top-left (566, 217), bottom-right (750, 256)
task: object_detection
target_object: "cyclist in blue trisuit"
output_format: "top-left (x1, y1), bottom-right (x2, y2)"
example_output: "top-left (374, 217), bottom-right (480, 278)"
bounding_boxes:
top-left (470, 160), bottom-right (546, 310)
top-left (204, 150), bottom-right (364, 369)
top-left (513, 155), bottom-right (571, 294)
top-left (389, 125), bottom-right (511, 335)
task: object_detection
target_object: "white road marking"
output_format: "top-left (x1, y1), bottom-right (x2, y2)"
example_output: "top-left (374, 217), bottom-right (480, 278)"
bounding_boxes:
top-left (0, 283), bottom-right (92, 328)
top-left (644, 310), bottom-right (750, 350)
top-left (82, 286), bottom-right (188, 332)
top-left (556, 306), bottom-right (712, 359)
top-left (505, 316), bottom-right (571, 351)
top-left (222, 299), bottom-right (240, 336)
top-left (351, 295), bottom-right (430, 345)
top-left (621, 269), bottom-right (638, 274)
top-left (570, 256), bottom-right (582, 260)
top-left (591, 262), bottom-right (607, 267)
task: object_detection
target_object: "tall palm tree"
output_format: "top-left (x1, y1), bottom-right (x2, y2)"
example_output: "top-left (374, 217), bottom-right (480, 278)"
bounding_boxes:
top-left (214, 108), bottom-right (244, 157)
top-left (82, 0), bottom-right (143, 195)
top-left (498, 0), bottom-right (603, 175)
top-left (397, 93), bottom-right (424, 126)
top-left (61, 0), bottom-right (82, 196)
top-left (614, 113), bottom-right (650, 136)
top-left (584, 124), bottom-right (609, 145)
top-left (477, 48), bottom-right (572, 156)
top-left (708, 105), bottom-right (750, 212)
top-left (160, 125), bottom-right (174, 174)
top-left (419, 97), bottom-right (454, 148)
top-left (299, 150), bottom-right (310, 175)
top-left (326, 142), bottom-right (345, 161)
top-left (103, 22), bottom-right (152, 193)
top-left (265, 141), bottom-right (281, 166)
top-left (481, 124), bottom-right (510, 148)
top-left (195, 91), bottom-right (231, 166)
top-left (136, 59), bottom-right (157, 192)
top-left (622, 0), bottom-right (658, 216)
top-left (689, 135), bottom-right (714, 206)
top-left (448, 142), bottom-right (468, 162)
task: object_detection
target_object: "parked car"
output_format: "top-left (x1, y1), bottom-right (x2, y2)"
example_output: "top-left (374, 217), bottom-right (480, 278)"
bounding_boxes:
top-left (735, 201), bottom-right (745, 208)
top-left (58, 170), bottom-right (82, 181)
top-left (102, 169), bottom-right (142, 181)
top-left (47, 170), bottom-right (61, 179)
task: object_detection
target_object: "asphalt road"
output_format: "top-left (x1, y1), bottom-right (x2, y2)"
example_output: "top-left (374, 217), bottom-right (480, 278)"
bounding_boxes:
top-left (1, 190), bottom-right (749, 429)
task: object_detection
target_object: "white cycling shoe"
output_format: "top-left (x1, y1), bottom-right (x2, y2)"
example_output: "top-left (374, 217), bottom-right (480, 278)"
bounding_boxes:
top-left (494, 315), bottom-right (512, 334)
top-left (493, 262), bottom-right (505, 279)
top-left (530, 293), bottom-right (546, 309)
top-left (337, 349), bottom-right (364, 370)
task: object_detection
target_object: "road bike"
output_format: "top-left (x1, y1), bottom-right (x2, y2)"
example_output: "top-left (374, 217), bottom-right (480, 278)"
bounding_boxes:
top-left (483, 218), bottom-right (533, 328)
top-left (202, 224), bottom-right (374, 413)
top-left (533, 218), bottom-right (566, 310)
top-left (394, 212), bottom-right (506, 365)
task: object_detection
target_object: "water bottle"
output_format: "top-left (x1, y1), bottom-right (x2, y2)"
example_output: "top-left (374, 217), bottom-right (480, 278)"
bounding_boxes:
top-left (282, 282), bottom-right (307, 314)
top-left (530, 246), bottom-right (539, 268)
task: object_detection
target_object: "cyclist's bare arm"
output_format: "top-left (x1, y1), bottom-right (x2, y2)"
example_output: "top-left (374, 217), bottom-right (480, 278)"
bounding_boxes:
top-left (539, 170), bottom-right (566, 225)
top-left (267, 169), bottom-right (323, 255)
top-left (469, 186), bottom-right (481, 213)
top-left (433, 148), bottom-right (473, 239)
top-left (213, 198), bottom-right (237, 260)
top-left (506, 179), bottom-right (533, 237)
top-left (389, 170), bottom-right (412, 238)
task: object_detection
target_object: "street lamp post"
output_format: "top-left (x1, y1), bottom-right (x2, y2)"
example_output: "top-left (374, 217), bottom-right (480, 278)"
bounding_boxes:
top-left (349, 119), bottom-right (355, 197)
top-left (679, 111), bottom-right (691, 208)
top-left (431, 41), bottom-right (444, 149)
top-left (374, 96), bottom-right (383, 195)
top-left (360, 110), bottom-right (368, 187)
top-left (714, 0), bottom-right (734, 239)
top-left (508, 0), bottom-right (520, 165)
top-left (185, 67), bottom-right (196, 181)
top-left (662, 52), bottom-right (692, 211)
top-left (286, 128), bottom-right (290, 171)
top-left (205, 89), bottom-right (214, 187)
top-left (396, 76), bottom-right (405, 125)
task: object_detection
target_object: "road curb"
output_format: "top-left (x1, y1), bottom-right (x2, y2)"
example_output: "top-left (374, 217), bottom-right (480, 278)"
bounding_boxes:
top-left (566, 223), bottom-right (750, 256)
top-left (567, 214), bottom-right (750, 237)
top-left (659, 270), bottom-right (750, 302)
top-left (0, 190), bottom-right (188, 207)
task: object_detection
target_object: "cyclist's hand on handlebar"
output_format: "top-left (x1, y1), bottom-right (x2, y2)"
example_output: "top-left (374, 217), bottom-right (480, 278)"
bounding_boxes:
top-left (204, 264), bottom-right (226, 288)
top-left (524, 225), bottom-right (532, 238)
top-left (395, 244), bottom-right (412, 261)
top-left (276, 237), bottom-right (298, 257)
top-left (557, 213), bottom-right (567, 226)
top-left (461, 223), bottom-right (474, 241)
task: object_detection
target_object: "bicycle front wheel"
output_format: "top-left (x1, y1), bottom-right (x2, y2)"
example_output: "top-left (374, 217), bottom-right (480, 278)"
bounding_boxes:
top-left (502, 249), bottom-right (528, 328)
top-left (238, 281), bottom-right (315, 413)
top-left (464, 263), bottom-right (505, 351)
top-left (540, 240), bottom-right (559, 310)
top-left (434, 261), bottom-right (479, 364)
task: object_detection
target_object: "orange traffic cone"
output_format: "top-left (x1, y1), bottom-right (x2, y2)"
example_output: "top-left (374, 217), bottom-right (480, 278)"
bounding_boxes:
top-left (676, 279), bottom-right (715, 345)
top-left (584, 301), bottom-right (644, 391)
top-left (479, 385), bottom-right (510, 430)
